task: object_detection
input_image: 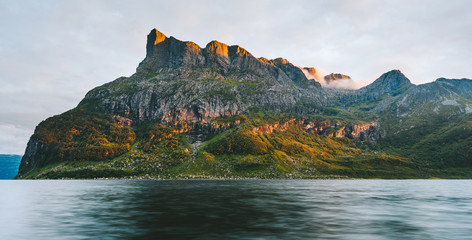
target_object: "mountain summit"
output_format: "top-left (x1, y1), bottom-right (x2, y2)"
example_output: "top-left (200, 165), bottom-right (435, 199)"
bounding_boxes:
top-left (324, 73), bottom-right (351, 83)
top-left (368, 70), bottom-right (412, 90)
top-left (16, 29), bottom-right (472, 179)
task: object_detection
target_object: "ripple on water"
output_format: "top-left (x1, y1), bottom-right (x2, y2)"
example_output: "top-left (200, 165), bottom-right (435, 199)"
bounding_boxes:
top-left (0, 179), bottom-right (472, 239)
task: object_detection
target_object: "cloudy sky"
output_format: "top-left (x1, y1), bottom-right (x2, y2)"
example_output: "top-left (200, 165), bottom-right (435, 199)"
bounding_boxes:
top-left (1, 0), bottom-right (471, 154)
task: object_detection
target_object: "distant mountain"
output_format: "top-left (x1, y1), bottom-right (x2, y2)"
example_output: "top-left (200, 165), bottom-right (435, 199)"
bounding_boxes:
top-left (300, 67), bottom-right (323, 81)
top-left (323, 73), bottom-right (354, 89)
top-left (16, 29), bottom-right (472, 179)
top-left (324, 73), bottom-right (351, 82)
top-left (0, 155), bottom-right (22, 179)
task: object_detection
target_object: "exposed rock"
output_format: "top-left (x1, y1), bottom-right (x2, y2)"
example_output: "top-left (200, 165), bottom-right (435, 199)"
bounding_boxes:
top-left (114, 115), bottom-right (133, 127)
top-left (251, 118), bottom-right (379, 141)
top-left (360, 70), bottom-right (412, 94)
top-left (324, 73), bottom-right (351, 83)
top-left (18, 138), bottom-right (48, 174)
top-left (84, 29), bottom-right (328, 125)
top-left (301, 67), bottom-right (323, 81)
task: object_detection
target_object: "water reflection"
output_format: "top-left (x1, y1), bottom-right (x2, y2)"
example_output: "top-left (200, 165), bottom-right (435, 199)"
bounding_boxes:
top-left (1, 180), bottom-right (472, 239)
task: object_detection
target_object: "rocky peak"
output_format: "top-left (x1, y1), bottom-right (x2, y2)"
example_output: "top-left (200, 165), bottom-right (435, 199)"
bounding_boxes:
top-left (203, 40), bottom-right (231, 72)
top-left (352, 69), bottom-right (413, 103)
top-left (136, 28), bottom-right (323, 88)
top-left (324, 73), bottom-right (351, 83)
top-left (228, 45), bottom-right (253, 58)
top-left (370, 70), bottom-right (411, 89)
top-left (303, 67), bottom-right (318, 79)
top-left (266, 58), bottom-right (313, 86)
top-left (257, 57), bottom-right (270, 63)
top-left (150, 28), bottom-right (167, 44)
top-left (299, 67), bottom-right (326, 84)
top-left (137, 30), bottom-right (205, 72)
top-left (204, 41), bottom-right (229, 58)
top-left (146, 28), bottom-right (167, 57)
top-left (320, 73), bottom-right (355, 89)
top-left (269, 58), bottom-right (291, 65)
top-left (202, 41), bottom-right (254, 60)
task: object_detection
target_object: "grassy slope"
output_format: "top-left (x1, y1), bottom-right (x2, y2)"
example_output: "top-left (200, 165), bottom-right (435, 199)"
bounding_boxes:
top-left (20, 112), bottom-right (453, 179)
top-left (16, 73), bottom-right (472, 179)
top-left (373, 98), bottom-right (472, 168)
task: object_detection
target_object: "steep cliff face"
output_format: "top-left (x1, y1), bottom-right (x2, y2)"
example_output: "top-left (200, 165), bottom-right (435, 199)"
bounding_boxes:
top-left (136, 29), bottom-right (317, 86)
top-left (332, 122), bottom-right (379, 141)
top-left (83, 29), bottom-right (327, 125)
top-left (18, 109), bottom-right (136, 175)
top-left (251, 118), bottom-right (379, 142)
top-left (301, 67), bottom-right (322, 81)
top-left (18, 138), bottom-right (48, 173)
top-left (137, 29), bottom-right (204, 71)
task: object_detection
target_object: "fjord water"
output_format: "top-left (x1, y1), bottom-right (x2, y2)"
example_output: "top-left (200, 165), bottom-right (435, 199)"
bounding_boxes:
top-left (0, 154), bottom-right (22, 179)
top-left (1, 180), bottom-right (471, 239)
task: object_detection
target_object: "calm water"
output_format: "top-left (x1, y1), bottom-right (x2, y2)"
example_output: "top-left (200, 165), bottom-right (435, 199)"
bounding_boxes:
top-left (1, 180), bottom-right (471, 239)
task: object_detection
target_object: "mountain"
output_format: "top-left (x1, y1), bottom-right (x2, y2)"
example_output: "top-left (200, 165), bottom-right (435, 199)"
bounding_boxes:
top-left (324, 73), bottom-right (351, 83)
top-left (0, 155), bottom-right (22, 179)
top-left (16, 29), bottom-right (472, 179)
top-left (322, 73), bottom-right (354, 89)
top-left (300, 67), bottom-right (323, 82)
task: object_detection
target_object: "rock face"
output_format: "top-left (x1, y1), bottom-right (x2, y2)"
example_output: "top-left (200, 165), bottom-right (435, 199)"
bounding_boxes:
top-left (320, 73), bottom-right (355, 89)
top-left (361, 70), bottom-right (412, 94)
top-left (301, 67), bottom-right (320, 80)
top-left (137, 29), bottom-right (312, 85)
top-left (335, 70), bottom-right (414, 107)
top-left (18, 138), bottom-right (48, 173)
top-left (251, 118), bottom-right (379, 142)
top-left (324, 73), bottom-right (351, 83)
top-left (17, 28), bottom-right (472, 178)
top-left (84, 28), bottom-right (326, 125)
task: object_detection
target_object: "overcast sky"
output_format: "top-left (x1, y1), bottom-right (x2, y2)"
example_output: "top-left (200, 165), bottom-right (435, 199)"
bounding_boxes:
top-left (1, 0), bottom-right (471, 154)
